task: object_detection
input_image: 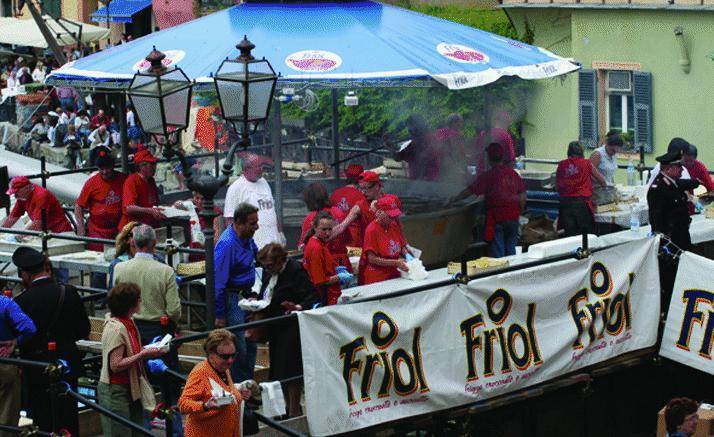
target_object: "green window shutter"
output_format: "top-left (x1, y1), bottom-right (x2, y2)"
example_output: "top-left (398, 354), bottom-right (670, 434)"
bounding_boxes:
top-left (41, 0), bottom-right (61, 18)
top-left (578, 70), bottom-right (598, 149)
top-left (632, 71), bottom-right (653, 153)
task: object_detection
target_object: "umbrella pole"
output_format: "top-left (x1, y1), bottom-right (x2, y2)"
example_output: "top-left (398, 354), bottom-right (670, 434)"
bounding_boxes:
top-left (331, 88), bottom-right (339, 180)
top-left (271, 99), bottom-right (284, 230)
top-left (118, 94), bottom-right (129, 173)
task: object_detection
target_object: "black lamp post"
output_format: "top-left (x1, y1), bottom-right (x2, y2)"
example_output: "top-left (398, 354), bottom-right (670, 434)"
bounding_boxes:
top-left (127, 40), bottom-right (277, 330)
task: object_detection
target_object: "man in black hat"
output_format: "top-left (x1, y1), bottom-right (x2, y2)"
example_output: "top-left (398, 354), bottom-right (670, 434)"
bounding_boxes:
top-left (648, 150), bottom-right (700, 250)
top-left (648, 150), bottom-right (700, 310)
top-left (11, 246), bottom-right (90, 435)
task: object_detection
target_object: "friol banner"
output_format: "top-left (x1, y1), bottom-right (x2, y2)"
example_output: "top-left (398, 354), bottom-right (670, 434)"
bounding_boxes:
top-left (660, 251), bottom-right (714, 375)
top-left (297, 238), bottom-right (660, 436)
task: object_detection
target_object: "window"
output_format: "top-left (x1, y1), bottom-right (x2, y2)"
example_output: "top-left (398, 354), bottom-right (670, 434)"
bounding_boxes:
top-left (606, 71), bottom-right (634, 137)
top-left (578, 69), bottom-right (652, 152)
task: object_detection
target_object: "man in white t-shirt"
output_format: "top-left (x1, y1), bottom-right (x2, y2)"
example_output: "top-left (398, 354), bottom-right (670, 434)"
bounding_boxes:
top-left (223, 154), bottom-right (284, 249)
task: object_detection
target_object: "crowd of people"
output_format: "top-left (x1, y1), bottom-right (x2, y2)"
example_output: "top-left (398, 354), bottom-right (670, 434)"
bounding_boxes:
top-left (0, 91), bottom-right (712, 436)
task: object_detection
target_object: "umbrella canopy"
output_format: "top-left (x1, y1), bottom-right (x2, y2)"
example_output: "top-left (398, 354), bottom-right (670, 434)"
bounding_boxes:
top-left (0, 15), bottom-right (110, 48)
top-left (48, 1), bottom-right (577, 90)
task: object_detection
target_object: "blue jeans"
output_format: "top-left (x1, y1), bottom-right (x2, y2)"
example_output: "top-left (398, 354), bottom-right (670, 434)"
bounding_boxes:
top-left (489, 220), bottom-right (519, 258)
top-left (226, 292), bottom-right (257, 382)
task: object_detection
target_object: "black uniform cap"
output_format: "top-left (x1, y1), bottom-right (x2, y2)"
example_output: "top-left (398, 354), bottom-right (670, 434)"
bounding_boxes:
top-left (655, 150), bottom-right (683, 165)
top-left (12, 246), bottom-right (45, 271)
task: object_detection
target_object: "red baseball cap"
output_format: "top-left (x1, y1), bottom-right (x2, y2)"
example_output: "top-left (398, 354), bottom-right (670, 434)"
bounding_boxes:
top-left (133, 149), bottom-right (158, 164)
top-left (358, 171), bottom-right (381, 184)
top-left (7, 176), bottom-right (32, 195)
top-left (344, 164), bottom-right (364, 181)
top-left (376, 195), bottom-right (402, 218)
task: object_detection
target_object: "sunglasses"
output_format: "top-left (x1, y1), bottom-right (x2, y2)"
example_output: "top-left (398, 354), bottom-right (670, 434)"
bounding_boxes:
top-left (215, 352), bottom-right (236, 360)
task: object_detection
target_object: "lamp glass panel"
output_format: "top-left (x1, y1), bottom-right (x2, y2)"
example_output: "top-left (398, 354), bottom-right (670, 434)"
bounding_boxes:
top-left (248, 60), bottom-right (275, 76)
top-left (164, 85), bottom-right (190, 129)
top-left (247, 80), bottom-right (273, 120)
top-left (131, 95), bottom-right (164, 134)
top-left (216, 79), bottom-right (246, 122)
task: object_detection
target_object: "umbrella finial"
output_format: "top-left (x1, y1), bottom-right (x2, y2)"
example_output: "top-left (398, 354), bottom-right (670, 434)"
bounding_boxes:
top-left (236, 36), bottom-right (255, 62)
top-left (146, 47), bottom-right (167, 73)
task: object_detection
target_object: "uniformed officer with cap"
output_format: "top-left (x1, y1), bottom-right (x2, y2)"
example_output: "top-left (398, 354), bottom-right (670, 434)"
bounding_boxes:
top-left (647, 150), bottom-right (700, 311)
top-left (11, 246), bottom-right (90, 435)
top-left (647, 150), bottom-right (700, 250)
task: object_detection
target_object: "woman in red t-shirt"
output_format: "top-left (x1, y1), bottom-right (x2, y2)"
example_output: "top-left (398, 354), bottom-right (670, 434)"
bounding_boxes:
top-left (299, 183), bottom-right (359, 271)
top-left (360, 197), bottom-right (410, 285)
top-left (556, 141), bottom-right (606, 237)
top-left (303, 212), bottom-right (353, 305)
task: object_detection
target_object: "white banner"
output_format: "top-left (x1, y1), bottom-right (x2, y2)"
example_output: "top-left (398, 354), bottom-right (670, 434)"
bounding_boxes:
top-left (660, 251), bottom-right (714, 375)
top-left (297, 238), bottom-right (660, 436)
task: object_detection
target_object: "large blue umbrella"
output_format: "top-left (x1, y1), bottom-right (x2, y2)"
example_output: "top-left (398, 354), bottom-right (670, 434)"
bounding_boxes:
top-left (47, 1), bottom-right (577, 90)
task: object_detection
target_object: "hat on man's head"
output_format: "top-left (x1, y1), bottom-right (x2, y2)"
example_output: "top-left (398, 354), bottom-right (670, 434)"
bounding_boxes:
top-left (376, 195), bottom-right (402, 218)
top-left (7, 176), bottom-right (32, 195)
top-left (358, 171), bottom-right (380, 184)
top-left (344, 164), bottom-right (364, 181)
top-left (667, 137), bottom-right (691, 154)
top-left (12, 246), bottom-right (45, 271)
top-left (133, 149), bottom-right (157, 164)
top-left (95, 146), bottom-right (115, 167)
top-left (656, 150), bottom-right (683, 165)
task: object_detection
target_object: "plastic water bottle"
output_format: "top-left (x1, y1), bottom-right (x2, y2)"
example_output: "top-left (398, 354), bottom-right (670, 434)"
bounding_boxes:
top-left (627, 159), bottom-right (636, 186)
top-left (630, 205), bottom-right (640, 233)
top-left (515, 156), bottom-right (525, 170)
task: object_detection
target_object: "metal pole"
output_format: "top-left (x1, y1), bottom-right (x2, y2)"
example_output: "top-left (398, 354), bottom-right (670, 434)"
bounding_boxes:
top-left (271, 100), bottom-right (283, 229)
top-left (202, 201), bottom-right (217, 330)
top-left (26, 0), bottom-right (67, 65)
top-left (40, 156), bottom-right (47, 188)
top-left (331, 89), bottom-right (339, 180)
top-left (117, 94), bottom-right (130, 173)
top-left (65, 389), bottom-right (154, 436)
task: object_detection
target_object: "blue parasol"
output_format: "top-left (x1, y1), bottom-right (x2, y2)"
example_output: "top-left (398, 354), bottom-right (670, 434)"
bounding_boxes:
top-left (48, 1), bottom-right (577, 90)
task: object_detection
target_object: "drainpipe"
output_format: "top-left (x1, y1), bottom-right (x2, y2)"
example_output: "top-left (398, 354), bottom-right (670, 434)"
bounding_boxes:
top-left (673, 26), bottom-right (690, 74)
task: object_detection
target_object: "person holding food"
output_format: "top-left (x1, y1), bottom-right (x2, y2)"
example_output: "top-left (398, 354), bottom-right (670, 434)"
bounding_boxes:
top-left (179, 329), bottom-right (253, 437)
top-left (589, 132), bottom-right (623, 185)
top-left (359, 196), bottom-right (411, 285)
top-left (119, 149), bottom-right (166, 230)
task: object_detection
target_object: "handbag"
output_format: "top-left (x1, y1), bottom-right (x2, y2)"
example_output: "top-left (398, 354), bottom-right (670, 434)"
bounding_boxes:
top-left (244, 311), bottom-right (268, 343)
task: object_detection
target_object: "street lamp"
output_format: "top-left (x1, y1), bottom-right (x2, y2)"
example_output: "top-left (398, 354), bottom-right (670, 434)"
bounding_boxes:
top-left (127, 47), bottom-right (192, 146)
top-left (214, 35), bottom-right (278, 152)
top-left (127, 41), bottom-right (277, 330)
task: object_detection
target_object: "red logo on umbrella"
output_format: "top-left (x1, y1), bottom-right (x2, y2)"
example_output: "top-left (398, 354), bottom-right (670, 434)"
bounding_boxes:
top-left (285, 50), bottom-right (342, 72)
top-left (437, 43), bottom-right (489, 64)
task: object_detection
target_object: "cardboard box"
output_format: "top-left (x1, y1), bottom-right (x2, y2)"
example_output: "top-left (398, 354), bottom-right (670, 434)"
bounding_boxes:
top-left (657, 405), bottom-right (714, 437)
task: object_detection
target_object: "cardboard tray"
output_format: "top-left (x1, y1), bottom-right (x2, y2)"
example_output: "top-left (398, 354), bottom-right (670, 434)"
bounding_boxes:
top-left (447, 259), bottom-right (509, 276)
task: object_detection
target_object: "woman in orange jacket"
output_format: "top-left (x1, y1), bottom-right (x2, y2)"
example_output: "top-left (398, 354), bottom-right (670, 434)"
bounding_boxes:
top-left (178, 329), bottom-right (252, 437)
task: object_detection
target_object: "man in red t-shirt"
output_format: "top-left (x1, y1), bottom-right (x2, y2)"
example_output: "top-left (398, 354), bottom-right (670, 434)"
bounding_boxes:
top-left (75, 147), bottom-right (127, 251)
top-left (119, 149), bottom-right (166, 230)
top-left (2, 176), bottom-right (72, 233)
top-left (330, 163), bottom-right (367, 246)
top-left (360, 196), bottom-right (410, 285)
top-left (556, 141), bottom-right (607, 237)
top-left (453, 143), bottom-right (525, 258)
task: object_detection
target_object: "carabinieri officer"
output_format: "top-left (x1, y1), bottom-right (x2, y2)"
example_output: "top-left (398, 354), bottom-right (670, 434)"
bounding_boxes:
top-left (647, 149), bottom-right (700, 309)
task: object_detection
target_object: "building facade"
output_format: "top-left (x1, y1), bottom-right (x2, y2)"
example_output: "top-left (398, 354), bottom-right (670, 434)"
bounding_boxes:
top-left (501, 2), bottom-right (714, 171)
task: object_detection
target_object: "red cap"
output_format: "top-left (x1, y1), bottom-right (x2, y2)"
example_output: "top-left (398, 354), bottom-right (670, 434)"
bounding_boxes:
top-left (7, 176), bottom-right (31, 195)
top-left (376, 195), bottom-right (402, 218)
top-left (133, 149), bottom-right (158, 164)
top-left (358, 171), bottom-right (380, 184)
top-left (47, 342), bottom-right (57, 351)
top-left (160, 316), bottom-right (169, 326)
top-left (3, 290), bottom-right (12, 298)
top-left (344, 164), bottom-right (364, 181)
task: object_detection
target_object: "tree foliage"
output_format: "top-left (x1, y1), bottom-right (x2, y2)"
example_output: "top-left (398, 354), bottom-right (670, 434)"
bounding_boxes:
top-left (280, 5), bottom-right (532, 142)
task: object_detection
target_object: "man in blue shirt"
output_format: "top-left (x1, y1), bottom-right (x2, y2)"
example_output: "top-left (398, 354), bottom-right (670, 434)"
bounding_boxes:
top-left (214, 202), bottom-right (259, 382)
top-left (0, 293), bottom-right (37, 434)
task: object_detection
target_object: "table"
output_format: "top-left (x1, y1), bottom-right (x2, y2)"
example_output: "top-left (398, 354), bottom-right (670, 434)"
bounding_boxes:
top-left (0, 249), bottom-right (110, 274)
